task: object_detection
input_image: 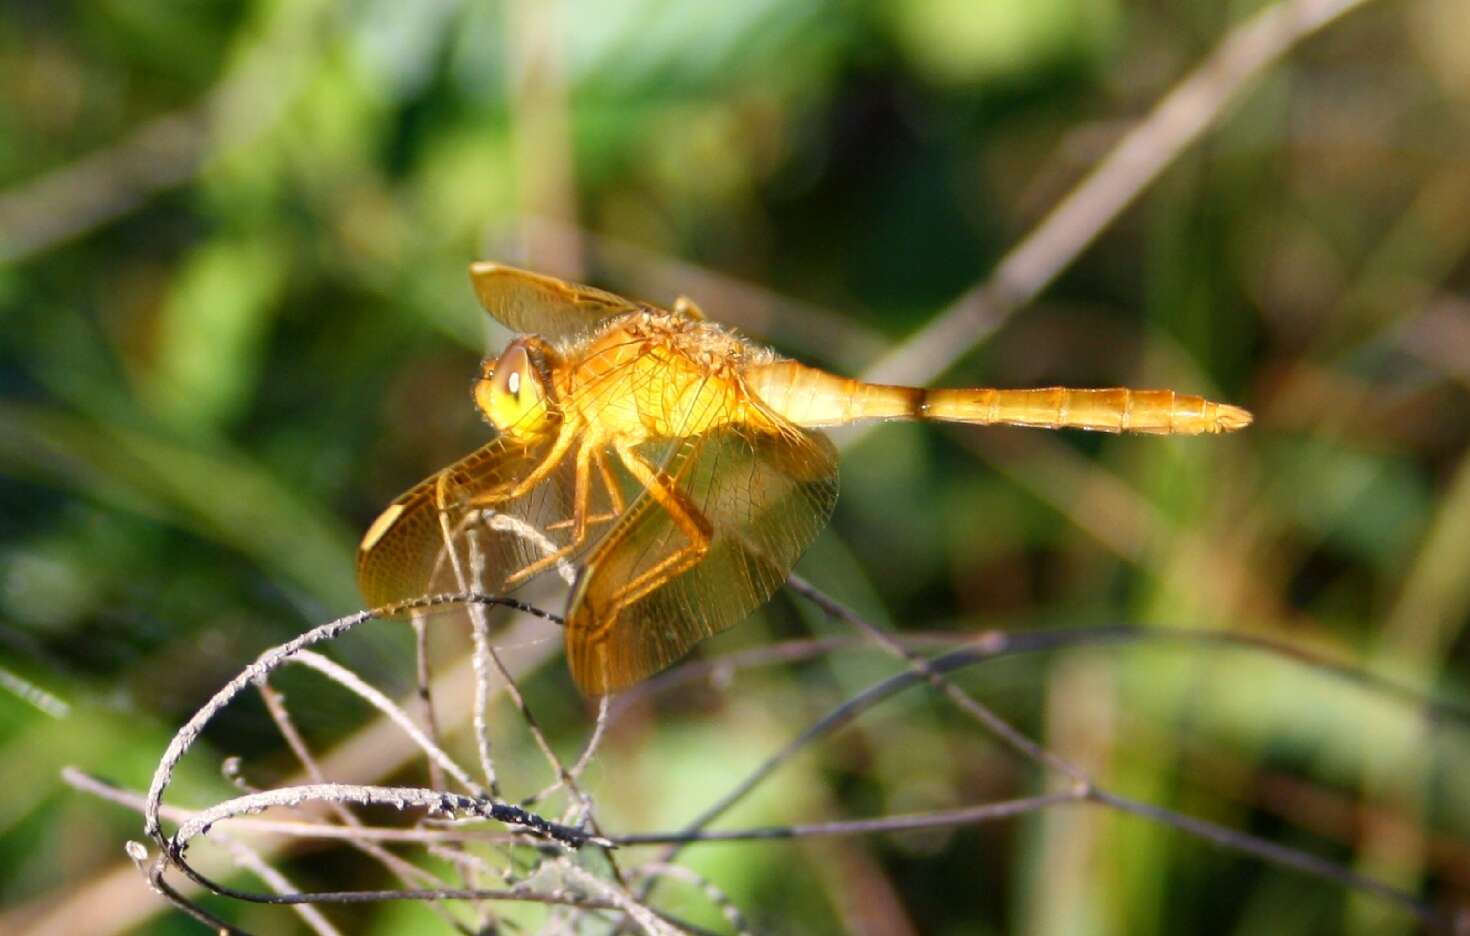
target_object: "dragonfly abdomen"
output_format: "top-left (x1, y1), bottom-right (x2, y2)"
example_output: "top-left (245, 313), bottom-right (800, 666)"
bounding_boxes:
top-left (746, 360), bottom-right (1251, 435)
top-left (922, 386), bottom-right (1252, 435)
top-left (744, 360), bottom-right (915, 426)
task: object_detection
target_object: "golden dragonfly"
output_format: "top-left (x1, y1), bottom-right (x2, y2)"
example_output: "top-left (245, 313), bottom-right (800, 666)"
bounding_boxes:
top-left (359, 264), bottom-right (1251, 695)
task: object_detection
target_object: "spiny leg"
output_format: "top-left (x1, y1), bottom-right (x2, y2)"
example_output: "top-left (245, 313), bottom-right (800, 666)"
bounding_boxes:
top-left (595, 445), bottom-right (627, 516)
top-left (428, 469), bottom-right (483, 588)
top-left (597, 438), bottom-right (711, 618)
top-left (503, 437), bottom-right (597, 586)
top-left (464, 421), bottom-right (578, 510)
top-left (547, 445), bottom-right (626, 532)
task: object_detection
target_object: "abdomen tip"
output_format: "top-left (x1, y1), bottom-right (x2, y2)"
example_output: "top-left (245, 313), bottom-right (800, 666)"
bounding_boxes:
top-left (1216, 404), bottom-right (1253, 432)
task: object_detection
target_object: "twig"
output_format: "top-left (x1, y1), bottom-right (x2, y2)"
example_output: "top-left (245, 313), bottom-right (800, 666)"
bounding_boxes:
top-left (105, 586), bottom-right (1464, 929)
top-left (633, 862), bottom-right (752, 936)
top-left (1089, 789), bottom-right (1433, 918)
top-left (441, 518), bottom-right (504, 795)
top-left (559, 862), bottom-right (671, 936)
top-left (150, 881), bottom-right (721, 935)
top-left (287, 650), bottom-right (484, 795)
top-left (0, 665), bottom-right (70, 718)
top-left (142, 595), bottom-right (564, 855)
top-left (450, 512), bottom-right (624, 884)
top-left (608, 600), bottom-right (1464, 925)
top-left (613, 628), bottom-right (1470, 733)
top-left (65, 767), bottom-right (536, 845)
top-left (139, 848), bottom-right (250, 936)
top-left (171, 783), bottom-right (605, 855)
top-left (0, 113), bottom-right (208, 264)
top-left (410, 611), bottom-right (449, 794)
top-left (258, 670), bottom-right (478, 933)
top-left (782, 576), bottom-right (1448, 929)
top-left (211, 834), bottom-right (345, 936)
top-left (132, 831), bottom-right (345, 936)
top-left (859, 0), bottom-right (1377, 391)
top-left (787, 574), bottom-right (1091, 788)
top-left (527, 693), bottom-right (612, 808)
top-left (615, 793), bottom-right (1078, 845)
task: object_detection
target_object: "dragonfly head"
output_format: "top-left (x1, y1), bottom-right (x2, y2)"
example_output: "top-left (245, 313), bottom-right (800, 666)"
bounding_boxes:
top-left (475, 337), bottom-right (560, 440)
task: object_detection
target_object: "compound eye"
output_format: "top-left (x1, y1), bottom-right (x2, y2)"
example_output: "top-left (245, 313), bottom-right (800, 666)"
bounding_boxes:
top-left (493, 345), bottom-right (540, 403)
top-left (475, 341), bottom-right (548, 434)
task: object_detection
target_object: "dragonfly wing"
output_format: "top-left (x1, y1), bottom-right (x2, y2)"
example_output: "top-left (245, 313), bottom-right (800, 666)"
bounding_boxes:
top-left (470, 263), bottom-right (644, 341)
top-left (358, 432), bottom-right (582, 610)
top-left (565, 423), bottom-right (839, 694)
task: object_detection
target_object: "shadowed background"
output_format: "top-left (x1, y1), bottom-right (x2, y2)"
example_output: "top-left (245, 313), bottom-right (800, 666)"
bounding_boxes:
top-left (2, 0), bottom-right (1469, 933)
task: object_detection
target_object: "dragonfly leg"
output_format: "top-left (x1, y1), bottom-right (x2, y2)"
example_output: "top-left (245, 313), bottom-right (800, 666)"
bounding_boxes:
top-left (594, 438), bottom-right (711, 619)
top-left (595, 445), bottom-right (627, 515)
top-left (505, 423), bottom-right (577, 502)
top-left (503, 438), bottom-right (597, 586)
top-left (545, 445), bottom-right (626, 531)
top-left (461, 422), bottom-right (578, 512)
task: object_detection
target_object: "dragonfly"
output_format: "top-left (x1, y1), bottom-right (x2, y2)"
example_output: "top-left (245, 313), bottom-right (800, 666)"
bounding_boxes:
top-left (359, 264), bottom-right (1252, 695)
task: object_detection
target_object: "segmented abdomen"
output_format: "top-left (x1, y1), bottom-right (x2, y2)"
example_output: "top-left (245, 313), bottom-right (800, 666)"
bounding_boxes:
top-left (745, 360), bottom-right (1252, 435)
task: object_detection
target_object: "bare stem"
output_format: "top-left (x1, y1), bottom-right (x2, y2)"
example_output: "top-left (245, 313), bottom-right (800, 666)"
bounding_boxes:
top-left (859, 0), bottom-right (1377, 393)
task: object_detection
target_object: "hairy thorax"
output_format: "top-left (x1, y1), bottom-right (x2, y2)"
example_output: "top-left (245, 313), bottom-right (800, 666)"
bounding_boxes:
top-left (559, 310), bottom-right (778, 443)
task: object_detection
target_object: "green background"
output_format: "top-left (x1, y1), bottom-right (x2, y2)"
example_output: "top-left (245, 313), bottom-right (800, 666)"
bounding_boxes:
top-left (3, 0), bottom-right (1469, 932)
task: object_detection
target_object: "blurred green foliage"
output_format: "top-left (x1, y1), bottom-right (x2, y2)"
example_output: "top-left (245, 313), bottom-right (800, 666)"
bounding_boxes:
top-left (3, 0), bottom-right (1470, 933)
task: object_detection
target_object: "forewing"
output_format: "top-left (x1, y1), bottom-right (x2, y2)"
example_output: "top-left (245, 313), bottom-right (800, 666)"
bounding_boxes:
top-left (565, 422), bottom-right (839, 694)
top-left (470, 262), bottom-right (644, 341)
top-left (358, 432), bottom-right (583, 610)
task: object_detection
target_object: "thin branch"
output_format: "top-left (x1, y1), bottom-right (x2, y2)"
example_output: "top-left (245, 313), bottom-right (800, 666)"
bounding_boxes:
top-left (787, 574), bottom-right (1091, 788)
top-left (859, 0), bottom-right (1378, 391)
top-left (451, 514), bottom-right (626, 886)
top-left (110, 586), bottom-right (1465, 928)
top-left (782, 577), bottom-right (1448, 929)
top-left (410, 611), bottom-right (449, 794)
top-left (0, 665), bottom-right (70, 718)
top-left (615, 793), bottom-right (1079, 845)
top-left (100, 595), bottom-right (1459, 930)
top-left (141, 851), bottom-right (251, 936)
top-left (257, 675), bottom-right (476, 934)
top-left (134, 829), bottom-right (345, 936)
top-left (632, 862), bottom-right (752, 936)
top-left (68, 768), bottom-right (582, 850)
top-left (1089, 789), bottom-right (1435, 919)
top-left (613, 628), bottom-right (1470, 733)
top-left (527, 693), bottom-right (612, 807)
top-left (286, 650), bottom-right (484, 795)
top-left (141, 594), bottom-right (561, 854)
top-left (441, 519), bottom-right (504, 795)
top-left (170, 783), bottom-right (604, 855)
top-left (605, 592), bottom-right (1465, 925)
top-left (0, 113), bottom-right (208, 264)
top-left (157, 881), bottom-right (722, 936)
top-left (406, 603), bottom-right (496, 928)
top-left (559, 861), bottom-right (672, 936)
top-left (211, 834), bottom-right (344, 936)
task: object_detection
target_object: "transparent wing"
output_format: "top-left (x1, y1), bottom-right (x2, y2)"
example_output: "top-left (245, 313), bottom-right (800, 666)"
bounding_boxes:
top-left (357, 432), bottom-right (587, 609)
top-left (357, 341), bottom-right (672, 622)
top-left (565, 421), bottom-right (839, 695)
top-left (470, 262), bottom-right (644, 341)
